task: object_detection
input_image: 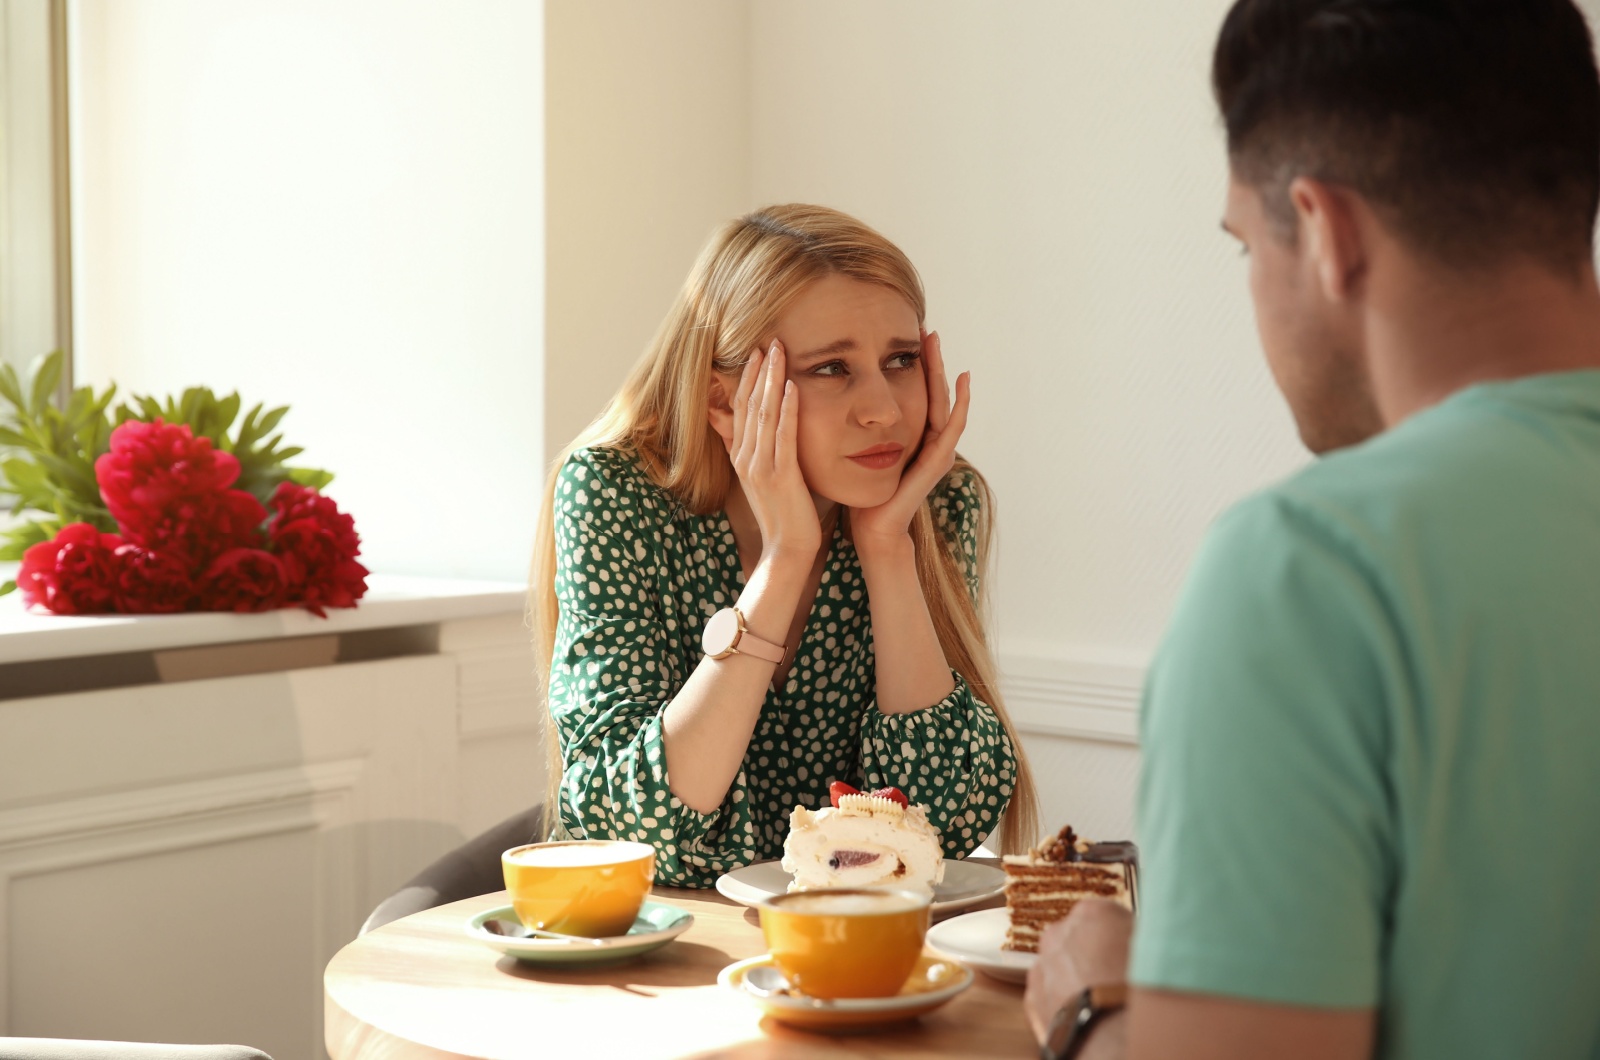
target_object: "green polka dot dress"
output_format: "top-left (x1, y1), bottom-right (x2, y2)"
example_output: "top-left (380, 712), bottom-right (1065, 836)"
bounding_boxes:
top-left (548, 446), bottom-right (1017, 889)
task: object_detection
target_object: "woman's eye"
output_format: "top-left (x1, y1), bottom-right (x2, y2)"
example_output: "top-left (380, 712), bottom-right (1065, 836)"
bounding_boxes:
top-left (811, 361), bottom-right (846, 377)
top-left (888, 352), bottom-right (922, 370)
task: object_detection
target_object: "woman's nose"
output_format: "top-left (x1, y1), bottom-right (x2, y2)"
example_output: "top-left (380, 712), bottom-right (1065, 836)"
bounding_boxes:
top-left (852, 372), bottom-right (902, 428)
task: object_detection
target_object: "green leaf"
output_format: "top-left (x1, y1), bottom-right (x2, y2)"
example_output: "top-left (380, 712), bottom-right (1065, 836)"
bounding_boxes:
top-left (0, 427), bottom-right (28, 448)
top-left (215, 392), bottom-right (241, 434)
top-left (26, 352), bottom-right (64, 415)
top-left (0, 580), bottom-right (16, 597)
top-left (286, 466), bottom-right (335, 490)
top-left (0, 518), bottom-right (59, 560)
top-left (255, 406), bottom-right (290, 439)
top-left (0, 363), bottom-right (24, 409)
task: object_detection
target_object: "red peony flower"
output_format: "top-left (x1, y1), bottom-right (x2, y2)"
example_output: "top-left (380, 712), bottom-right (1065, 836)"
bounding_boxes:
top-left (95, 420), bottom-right (267, 565)
top-left (112, 545), bottom-right (197, 614)
top-left (17, 523), bottom-right (124, 615)
top-left (201, 548), bottom-right (288, 613)
top-left (96, 419), bottom-right (240, 524)
top-left (123, 488), bottom-right (268, 568)
top-left (269, 483), bottom-right (368, 617)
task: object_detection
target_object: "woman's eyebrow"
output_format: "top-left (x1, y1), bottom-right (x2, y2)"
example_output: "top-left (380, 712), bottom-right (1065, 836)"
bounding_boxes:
top-left (793, 338), bottom-right (857, 363)
top-left (794, 336), bottom-right (923, 363)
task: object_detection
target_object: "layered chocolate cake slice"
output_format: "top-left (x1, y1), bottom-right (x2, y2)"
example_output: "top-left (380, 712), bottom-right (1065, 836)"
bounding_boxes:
top-left (1002, 825), bottom-right (1138, 953)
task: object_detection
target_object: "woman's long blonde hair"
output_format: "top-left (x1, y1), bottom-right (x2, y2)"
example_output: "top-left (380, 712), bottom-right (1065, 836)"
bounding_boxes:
top-left (530, 204), bottom-right (1039, 854)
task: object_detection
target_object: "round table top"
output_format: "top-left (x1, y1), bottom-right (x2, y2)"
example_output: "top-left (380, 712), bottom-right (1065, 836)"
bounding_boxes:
top-left (324, 880), bottom-right (1035, 1059)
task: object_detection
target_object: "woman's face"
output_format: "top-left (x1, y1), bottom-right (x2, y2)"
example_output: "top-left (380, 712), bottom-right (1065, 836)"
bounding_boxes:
top-left (768, 273), bottom-right (928, 508)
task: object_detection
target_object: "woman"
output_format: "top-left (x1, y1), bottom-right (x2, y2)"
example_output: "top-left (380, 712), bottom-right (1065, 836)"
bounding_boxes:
top-left (530, 204), bottom-right (1038, 888)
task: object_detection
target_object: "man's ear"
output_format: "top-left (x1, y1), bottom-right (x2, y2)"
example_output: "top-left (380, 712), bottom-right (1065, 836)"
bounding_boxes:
top-left (1289, 176), bottom-right (1367, 302)
top-left (707, 373), bottom-right (735, 451)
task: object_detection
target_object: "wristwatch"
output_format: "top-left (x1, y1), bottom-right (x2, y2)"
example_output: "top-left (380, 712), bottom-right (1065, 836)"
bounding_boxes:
top-left (1042, 983), bottom-right (1128, 1060)
top-left (701, 606), bottom-right (786, 664)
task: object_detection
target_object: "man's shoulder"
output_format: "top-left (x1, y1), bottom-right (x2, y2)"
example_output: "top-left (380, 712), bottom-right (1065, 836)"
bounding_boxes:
top-left (1236, 385), bottom-right (1576, 557)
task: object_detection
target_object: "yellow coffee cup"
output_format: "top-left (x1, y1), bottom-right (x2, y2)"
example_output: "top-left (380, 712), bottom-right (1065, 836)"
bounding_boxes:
top-left (501, 840), bottom-right (656, 938)
top-left (758, 888), bottom-right (931, 999)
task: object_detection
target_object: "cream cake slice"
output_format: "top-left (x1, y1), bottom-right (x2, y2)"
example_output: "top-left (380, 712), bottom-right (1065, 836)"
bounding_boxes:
top-left (1002, 825), bottom-right (1138, 953)
top-left (781, 784), bottom-right (945, 899)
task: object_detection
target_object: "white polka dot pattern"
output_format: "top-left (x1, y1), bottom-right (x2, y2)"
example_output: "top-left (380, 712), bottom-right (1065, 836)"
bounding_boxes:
top-left (548, 446), bottom-right (1016, 888)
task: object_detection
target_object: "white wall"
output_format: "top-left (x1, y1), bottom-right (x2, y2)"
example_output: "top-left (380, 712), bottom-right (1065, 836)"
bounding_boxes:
top-left (749, 0), bottom-right (1307, 660)
top-left (544, 0), bottom-right (750, 459)
top-left (541, 1), bottom-right (1310, 838)
top-left (70, 0), bottom-right (544, 582)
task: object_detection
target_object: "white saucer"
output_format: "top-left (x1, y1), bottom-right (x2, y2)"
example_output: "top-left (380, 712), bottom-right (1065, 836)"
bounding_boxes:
top-left (465, 901), bottom-right (693, 965)
top-left (719, 953), bottom-right (974, 1029)
top-left (925, 907), bottom-right (1034, 983)
top-left (715, 858), bottom-right (1005, 916)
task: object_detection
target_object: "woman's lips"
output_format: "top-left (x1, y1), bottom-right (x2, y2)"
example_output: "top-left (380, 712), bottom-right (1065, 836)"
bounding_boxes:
top-left (847, 444), bottom-right (904, 470)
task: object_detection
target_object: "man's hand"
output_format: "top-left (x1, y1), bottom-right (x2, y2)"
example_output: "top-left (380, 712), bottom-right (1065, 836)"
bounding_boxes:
top-left (1024, 899), bottom-right (1134, 1046)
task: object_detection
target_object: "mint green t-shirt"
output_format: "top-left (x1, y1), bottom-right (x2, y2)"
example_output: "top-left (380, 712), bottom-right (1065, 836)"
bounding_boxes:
top-left (1131, 371), bottom-right (1600, 1059)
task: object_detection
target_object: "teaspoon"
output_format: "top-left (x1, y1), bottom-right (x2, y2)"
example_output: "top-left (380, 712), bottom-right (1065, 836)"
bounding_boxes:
top-left (482, 917), bottom-right (611, 947)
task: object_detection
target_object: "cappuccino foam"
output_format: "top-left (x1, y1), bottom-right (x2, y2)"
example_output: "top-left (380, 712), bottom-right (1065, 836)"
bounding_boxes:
top-left (506, 842), bottom-right (651, 868)
top-left (772, 890), bottom-right (925, 915)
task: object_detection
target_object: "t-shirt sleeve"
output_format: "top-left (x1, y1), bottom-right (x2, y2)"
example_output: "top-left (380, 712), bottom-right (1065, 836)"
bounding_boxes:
top-left (549, 449), bottom-right (753, 885)
top-left (1130, 492), bottom-right (1401, 1008)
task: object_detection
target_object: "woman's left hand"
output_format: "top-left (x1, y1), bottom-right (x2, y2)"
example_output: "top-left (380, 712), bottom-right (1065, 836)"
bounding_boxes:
top-left (850, 329), bottom-right (970, 553)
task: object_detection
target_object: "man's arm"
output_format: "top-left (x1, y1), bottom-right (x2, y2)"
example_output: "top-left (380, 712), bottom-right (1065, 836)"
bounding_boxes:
top-left (1128, 989), bottom-right (1374, 1060)
top-left (1024, 902), bottom-right (1376, 1060)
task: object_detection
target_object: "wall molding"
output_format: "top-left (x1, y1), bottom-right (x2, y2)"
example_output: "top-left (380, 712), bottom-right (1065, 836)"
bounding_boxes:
top-left (0, 758), bottom-right (366, 1037)
top-left (1000, 651), bottom-right (1147, 746)
top-left (443, 614), bottom-right (542, 741)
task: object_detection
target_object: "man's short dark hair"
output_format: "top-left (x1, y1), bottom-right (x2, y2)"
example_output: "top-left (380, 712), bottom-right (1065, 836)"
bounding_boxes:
top-left (1215, 0), bottom-right (1600, 272)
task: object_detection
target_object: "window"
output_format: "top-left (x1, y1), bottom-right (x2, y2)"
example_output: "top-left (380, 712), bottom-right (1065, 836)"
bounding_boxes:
top-left (0, 0), bottom-right (71, 397)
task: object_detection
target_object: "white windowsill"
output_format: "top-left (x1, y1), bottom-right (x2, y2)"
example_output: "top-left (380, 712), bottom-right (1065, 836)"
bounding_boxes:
top-left (0, 564), bottom-right (527, 664)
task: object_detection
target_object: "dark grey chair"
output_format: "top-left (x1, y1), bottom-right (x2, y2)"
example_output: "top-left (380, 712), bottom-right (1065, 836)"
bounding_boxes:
top-left (359, 803), bottom-right (548, 935)
top-left (0, 1042), bottom-right (271, 1060)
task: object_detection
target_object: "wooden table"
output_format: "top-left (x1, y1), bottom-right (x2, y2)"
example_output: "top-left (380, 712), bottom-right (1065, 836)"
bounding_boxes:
top-left (324, 882), bottom-right (1036, 1059)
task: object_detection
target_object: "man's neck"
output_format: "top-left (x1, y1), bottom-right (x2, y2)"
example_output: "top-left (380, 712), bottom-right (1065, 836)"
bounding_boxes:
top-left (1366, 257), bottom-right (1600, 427)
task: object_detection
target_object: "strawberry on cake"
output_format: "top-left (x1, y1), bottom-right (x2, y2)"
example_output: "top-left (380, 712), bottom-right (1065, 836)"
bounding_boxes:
top-left (781, 781), bottom-right (945, 898)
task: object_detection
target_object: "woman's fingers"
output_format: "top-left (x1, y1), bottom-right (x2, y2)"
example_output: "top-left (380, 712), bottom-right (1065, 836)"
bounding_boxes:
top-left (940, 371), bottom-right (971, 449)
top-left (774, 380), bottom-right (799, 469)
top-left (753, 341), bottom-right (785, 468)
top-left (903, 371), bottom-right (971, 492)
top-left (736, 349), bottom-right (770, 468)
top-left (924, 330), bottom-right (951, 434)
top-left (731, 349), bottom-right (762, 453)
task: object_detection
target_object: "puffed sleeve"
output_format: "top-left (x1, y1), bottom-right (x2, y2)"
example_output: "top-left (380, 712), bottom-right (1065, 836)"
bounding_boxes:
top-left (548, 448), bottom-right (756, 886)
top-left (858, 467), bottom-right (1017, 858)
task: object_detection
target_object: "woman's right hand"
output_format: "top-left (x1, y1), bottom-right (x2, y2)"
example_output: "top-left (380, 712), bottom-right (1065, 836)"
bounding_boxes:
top-left (730, 341), bottom-right (821, 562)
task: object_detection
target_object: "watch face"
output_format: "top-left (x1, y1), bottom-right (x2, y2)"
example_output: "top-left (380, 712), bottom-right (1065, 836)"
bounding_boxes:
top-left (702, 608), bottom-right (741, 658)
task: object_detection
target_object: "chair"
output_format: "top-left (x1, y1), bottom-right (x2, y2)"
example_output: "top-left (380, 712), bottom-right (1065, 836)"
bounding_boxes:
top-left (359, 803), bottom-right (548, 935)
top-left (0, 1042), bottom-right (271, 1060)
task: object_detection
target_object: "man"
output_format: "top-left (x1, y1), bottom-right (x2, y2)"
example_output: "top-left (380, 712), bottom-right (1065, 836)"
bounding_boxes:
top-left (1025, 2), bottom-right (1600, 1058)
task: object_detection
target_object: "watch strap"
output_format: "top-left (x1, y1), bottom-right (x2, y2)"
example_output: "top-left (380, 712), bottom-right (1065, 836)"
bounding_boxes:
top-left (729, 613), bottom-right (785, 664)
top-left (703, 607), bottom-right (785, 664)
top-left (1042, 983), bottom-right (1128, 1060)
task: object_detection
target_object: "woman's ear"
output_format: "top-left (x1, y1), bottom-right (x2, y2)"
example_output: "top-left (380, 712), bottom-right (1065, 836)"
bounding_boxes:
top-left (707, 374), bottom-right (735, 451)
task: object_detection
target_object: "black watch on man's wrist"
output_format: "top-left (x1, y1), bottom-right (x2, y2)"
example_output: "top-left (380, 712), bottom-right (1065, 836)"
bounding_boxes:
top-left (1041, 983), bottom-right (1128, 1060)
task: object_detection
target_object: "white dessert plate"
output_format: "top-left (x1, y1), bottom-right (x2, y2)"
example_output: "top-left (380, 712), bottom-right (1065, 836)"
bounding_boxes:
top-left (925, 906), bottom-right (1034, 984)
top-left (715, 858), bottom-right (1005, 916)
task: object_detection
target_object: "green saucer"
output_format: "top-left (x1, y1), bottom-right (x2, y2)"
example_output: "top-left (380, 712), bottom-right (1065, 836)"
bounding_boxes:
top-left (466, 900), bottom-right (693, 965)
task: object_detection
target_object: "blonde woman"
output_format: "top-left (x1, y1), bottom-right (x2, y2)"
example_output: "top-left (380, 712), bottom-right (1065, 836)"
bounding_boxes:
top-left (530, 204), bottom-right (1038, 888)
